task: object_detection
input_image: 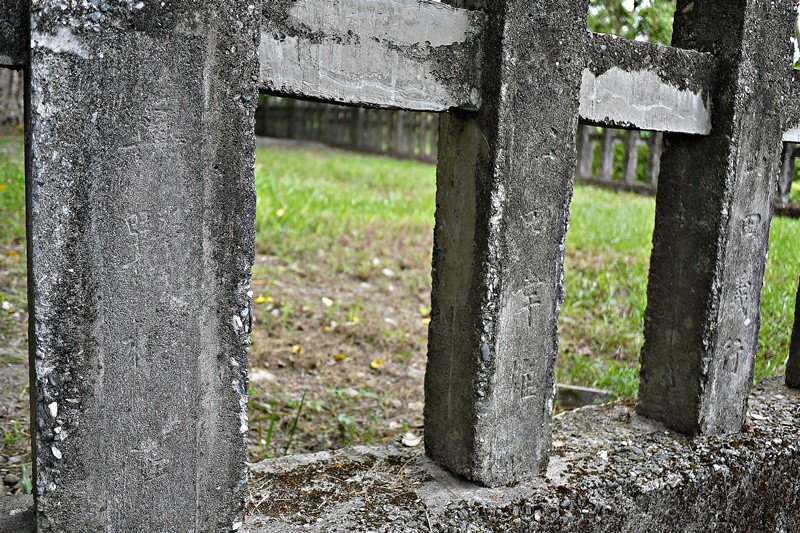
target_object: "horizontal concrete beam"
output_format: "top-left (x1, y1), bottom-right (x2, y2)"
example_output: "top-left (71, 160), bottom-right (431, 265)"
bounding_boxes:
top-left (782, 70), bottom-right (800, 142)
top-left (0, 0), bottom-right (27, 68)
top-left (580, 33), bottom-right (715, 134)
top-left (259, 0), bottom-right (485, 111)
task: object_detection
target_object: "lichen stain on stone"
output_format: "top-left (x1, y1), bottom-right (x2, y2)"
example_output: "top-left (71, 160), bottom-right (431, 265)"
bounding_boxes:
top-left (258, 0), bottom-right (484, 110)
top-left (32, 28), bottom-right (90, 59)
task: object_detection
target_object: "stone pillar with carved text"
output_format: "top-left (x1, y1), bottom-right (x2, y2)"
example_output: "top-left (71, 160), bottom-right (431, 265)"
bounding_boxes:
top-left (26, 2), bottom-right (258, 530)
top-left (638, 0), bottom-right (796, 435)
top-left (424, 0), bottom-right (588, 486)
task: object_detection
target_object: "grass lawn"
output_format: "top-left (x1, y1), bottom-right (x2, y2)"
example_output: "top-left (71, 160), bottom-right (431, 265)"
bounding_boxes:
top-left (251, 140), bottom-right (800, 398)
top-left (0, 133), bottom-right (798, 469)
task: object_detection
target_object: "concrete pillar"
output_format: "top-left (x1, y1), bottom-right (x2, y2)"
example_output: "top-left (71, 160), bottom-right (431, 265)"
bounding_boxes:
top-left (786, 278), bottom-right (800, 388)
top-left (599, 128), bottom-right (615, 181)
top-left (778, 144), bottom-right (794, 204)
top-left (577, 125), bottom-right (595, 180)
top-left (26, 3), bottom-right (257, 530)
top-left (419, 113), bottom-right (428, 157)
top-left (425, 0), bottom-right (587, 486)
top-left (646, 131), bottom-right (663, 185)
top-left (623, 130), bottom-right (639, 183)
top-left (638, 0), bottom-right (796, 435)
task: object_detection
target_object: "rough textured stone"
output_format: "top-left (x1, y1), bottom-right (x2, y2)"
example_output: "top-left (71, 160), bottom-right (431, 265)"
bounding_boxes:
top-left (244, 377), bottom-right (800, 532)
top-left (638, 0), bottom-right (796, 436)
top-left (0, 0), bottom-right (27, 68)
top-left (0, 494), bottom-right (34, 533)
top-left (259, 0), bottom-right (485, 111)
top-left (581, 32), bottom-right (716, 134)
top-left (424, 0), bottom-right (588, 487)
top-left (26, 2), bottom-right (258, 530)
top-left (781, 71), bottom-right (800, 141)
top-left (787, 277), bottom-right (800, 388)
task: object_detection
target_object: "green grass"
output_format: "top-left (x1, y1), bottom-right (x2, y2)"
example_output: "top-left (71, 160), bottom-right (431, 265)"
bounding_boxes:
top-left (2, 137), bottom-right (799, 399)
top-left (560, 188), bottom-right (800, 397)
top-left (251, 144), bottom-right (799, 399)
top-left (558, 187), bottom-right (655, 398)
top-left (758, 216), bottom-right (800, 381)
top-left (254, 146), bottom-right (435, 252)
top-left (0, 134), bottom-right (25, 246)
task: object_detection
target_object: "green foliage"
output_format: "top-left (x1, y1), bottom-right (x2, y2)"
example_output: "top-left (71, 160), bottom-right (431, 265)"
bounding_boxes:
top-left (0, 134), bottom-right (26, 246)
top-left (588, 0), bottom-right (676, 45)
top-left (21, 466), bottom-right (32, 494)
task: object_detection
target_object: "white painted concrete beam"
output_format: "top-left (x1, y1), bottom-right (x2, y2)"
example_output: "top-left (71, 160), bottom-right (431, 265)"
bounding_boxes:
top-left (258, 0), bottom-right (485, 111)
top-left (580, 33), bottom-right (716, 135)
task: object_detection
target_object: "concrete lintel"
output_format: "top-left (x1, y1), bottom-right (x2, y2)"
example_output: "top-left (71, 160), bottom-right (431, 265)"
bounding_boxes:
top-left (0, 0), bottom-right (27, 68)
top-left (245, 377), bottom-right (800, 532)
top-left (581, 32), bottom-right (715, 134)
top-left (258, 0), bottom-right (485, 111)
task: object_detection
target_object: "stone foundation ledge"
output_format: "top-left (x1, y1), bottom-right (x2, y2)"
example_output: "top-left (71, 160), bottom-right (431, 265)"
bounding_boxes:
top-left (245, 377), bottom-right (800, 532)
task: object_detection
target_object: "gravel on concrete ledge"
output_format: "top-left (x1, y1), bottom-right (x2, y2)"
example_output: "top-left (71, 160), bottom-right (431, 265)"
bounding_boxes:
top-left (245, 376), bottom-right (800, 532)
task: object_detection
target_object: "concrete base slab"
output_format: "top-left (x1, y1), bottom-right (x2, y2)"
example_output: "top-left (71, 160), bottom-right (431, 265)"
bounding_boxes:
top-left (7, 377), bottom-right (797, 531)
top-left (0, 494), bottom-right (34, 532)
top-left (245, 377), bottom-right (800, 532)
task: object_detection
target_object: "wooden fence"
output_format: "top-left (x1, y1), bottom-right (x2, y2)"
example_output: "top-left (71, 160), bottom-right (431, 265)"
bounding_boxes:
top-left (257, 97), bottom-right (800, 213)
top-left (256, 98), bottom-right (439, 163)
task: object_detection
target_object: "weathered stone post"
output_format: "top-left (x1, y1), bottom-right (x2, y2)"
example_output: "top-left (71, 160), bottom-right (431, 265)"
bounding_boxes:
top-left (778, 144), bottom-right (795, 204)
top-left (599, 128), bottom-right (615, 181)
top-left (646, 132), bottom-right (663, 185)
top-left (623, 131), bottom-right (639, 184)
top-left (638, 0), bottom-right (796, 435)
top-left (425, 0), bottom-right (587, 486)
top-left (786, 278), bottom-right (800, 388)
top-left (26, 2), bottom-right (257, 530)
top-left (577, 126), bottom-right (595, 180)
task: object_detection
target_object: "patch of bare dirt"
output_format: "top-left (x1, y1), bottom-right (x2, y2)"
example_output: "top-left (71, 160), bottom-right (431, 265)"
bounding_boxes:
top-left (0, 247), bottom-right (31, 496)
top-left (246, 230), bottom-right (433, 460)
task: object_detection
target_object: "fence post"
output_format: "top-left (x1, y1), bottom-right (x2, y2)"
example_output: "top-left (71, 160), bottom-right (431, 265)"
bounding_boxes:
top-left (599, 128), bottom-right (615, 181)
top-left (26, 3), bottom-right (256, 529)
top-left (646, 131), bottom-right (663, 185)
top-left (430, 115), bottom-right (439, 159)
top-left (425, 0), bottom-right (587, 486)
top-left (638, 0), bottom-right (795, 435)
top-left (623, 130), bottom-right (639, 184)
top-left (418, 113), bottom-right (428, 157)
top-left (351, 108), bottom-right (362, 149)
top-left (396, 111), bottom-right (405, 156)
top-left (576, 125), bottom-right (594, 180)
top-left (286, 98), bottom-right (297, 139)
top-left (787, 277), bottom-right (800, 388)
top-left (295, 99), bottom-right (307, 139)
top-left (778, 143), bottom-right (794, 204)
